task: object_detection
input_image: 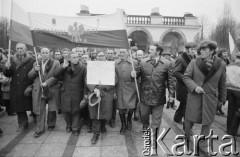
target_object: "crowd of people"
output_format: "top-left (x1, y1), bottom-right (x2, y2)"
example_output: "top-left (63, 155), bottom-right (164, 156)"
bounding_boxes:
top-left (0, 40), bottom-right (239, 153)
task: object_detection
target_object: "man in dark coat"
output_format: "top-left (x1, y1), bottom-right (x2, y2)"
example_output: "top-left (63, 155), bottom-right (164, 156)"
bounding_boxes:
top-left (4, 43), bottom-right (35, 132)
top-left (106, 49), bottom-right (118, 128)
top-left (216, 48), bottom-right (230, 115)
top-left (162, 51), bottom-right (177, 109)
top-left (173, 42), bottom-right (197, 125)
top-left (54, 51), bottom-right (87, 136)
top-left (138, 44), bottom-right (175, 153)
top-left (53, 50), bottom-right (63, 114)
top-left (183, 40), bottom-right (226, 151)
top-left (28, 48), bottom-right (60, 138)
top-left (86, 51), bottom-right (117, 144)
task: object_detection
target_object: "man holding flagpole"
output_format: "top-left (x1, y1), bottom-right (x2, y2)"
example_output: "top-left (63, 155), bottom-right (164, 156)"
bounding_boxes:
top-left (115, 49), bottom-right (138, 135)
top-left (4, 43), bottom-right (35, 132)
top-left (28, 47), bottom-right (60, 138)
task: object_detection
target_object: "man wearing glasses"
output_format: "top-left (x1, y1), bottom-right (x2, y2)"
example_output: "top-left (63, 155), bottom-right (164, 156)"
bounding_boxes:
top-left (4, 43), bottom-right (35, 132)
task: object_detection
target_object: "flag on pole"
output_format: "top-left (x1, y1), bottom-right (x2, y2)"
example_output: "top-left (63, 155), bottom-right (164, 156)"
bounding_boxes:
top-left (229, 32), bottom-right (239, 60)
top-left (28, 10), bottom-right (129, 48)
top-left (9, 1), bottom-right (33, 46)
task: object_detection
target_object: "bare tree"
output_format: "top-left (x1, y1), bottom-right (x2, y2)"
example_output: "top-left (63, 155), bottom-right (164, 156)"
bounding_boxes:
top-left (194, 15), bottom-right (213, 44)
top-left (235, 23), bottom-right (240, 49)
top-left (209, 1), bottom-right (238, 49)
top-left (0, 17), bottom-right (9, 49)
top-left (200, 16), bottom-right (212, 41)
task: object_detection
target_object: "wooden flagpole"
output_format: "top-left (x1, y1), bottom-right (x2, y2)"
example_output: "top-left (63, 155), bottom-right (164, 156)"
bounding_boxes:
top-left (128, 39), bottom-right (140, 103)
top-left (33, 47), bottom-right (43, 84)
top-left (8, 0), bottom-right (13, 62)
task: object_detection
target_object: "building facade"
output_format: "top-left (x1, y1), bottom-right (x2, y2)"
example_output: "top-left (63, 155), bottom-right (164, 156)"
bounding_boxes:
top-left (77, 6), bottom-right (200, 55)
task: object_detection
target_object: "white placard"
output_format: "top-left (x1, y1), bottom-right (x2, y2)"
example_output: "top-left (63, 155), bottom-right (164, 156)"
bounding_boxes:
top-left (87, 61), bottom-right (115, 85)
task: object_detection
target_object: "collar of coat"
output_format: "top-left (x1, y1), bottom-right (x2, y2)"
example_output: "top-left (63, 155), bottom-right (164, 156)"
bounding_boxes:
top-left (38, 58), bottom-right (54, 75)
top-left (12, 53), bottom-right (32, 69)
top-left (146, 56), bottom-right (165, 67)
top-left (195, 56), bottom-right (222, 83)
top-left (181, 52), bottom-right (192, 65)
top-left (116, 57), bottom-right (132, 64)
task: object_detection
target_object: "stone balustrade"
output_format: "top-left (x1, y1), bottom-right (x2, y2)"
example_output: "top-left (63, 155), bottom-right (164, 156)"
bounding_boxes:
top-left (127, 15), bottom-right (151, 24)
top-left (163, 16), bottom-right (185, 25)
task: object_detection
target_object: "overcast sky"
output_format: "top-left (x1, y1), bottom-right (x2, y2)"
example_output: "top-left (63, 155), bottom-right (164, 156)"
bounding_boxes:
top-left (1, 0), bottom-right (240, 26)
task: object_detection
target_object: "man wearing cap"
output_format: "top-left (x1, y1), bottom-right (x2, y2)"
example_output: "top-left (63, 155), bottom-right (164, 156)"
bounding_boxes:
top-left (226, 52), bottom-right (240, 136)
top-left (183, 40), bottom-right (226, 149)
top-left (173, 42), bottom-right (197, 125)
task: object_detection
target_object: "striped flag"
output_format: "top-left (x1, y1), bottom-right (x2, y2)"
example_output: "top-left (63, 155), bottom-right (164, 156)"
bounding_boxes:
top-left (28, 10), bottom-right (129, 48)
top-left (9, 2), bottom-right (128, 49)
top-left (229, 32), bottom-right (239, 60)
top-left (9, 1), bottom-right (33, 46)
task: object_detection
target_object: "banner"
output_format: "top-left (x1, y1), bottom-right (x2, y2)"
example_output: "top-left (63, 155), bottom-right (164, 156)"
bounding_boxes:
top-left (28, 11), bottom-right (129, 49)
top-left (87, 61), bottom-right (115, 85)
top-left (9, 1), bottom-right (33, 46)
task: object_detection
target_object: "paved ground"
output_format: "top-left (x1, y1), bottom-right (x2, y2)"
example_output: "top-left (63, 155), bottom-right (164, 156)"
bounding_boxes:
top-left (0, 100), bottom-right (239, 157)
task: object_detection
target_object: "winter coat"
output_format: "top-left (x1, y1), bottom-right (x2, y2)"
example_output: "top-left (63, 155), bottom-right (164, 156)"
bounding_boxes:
top-left (4, 53), bottom-right (35, 112)
top-left (54, 62), bottom-right (86, 113)
top-left (139, 56), bottom-right (175, 106)
top-left (115, 57), bottom-right (137, 109)
top-left (86, 75), bottom-right (117, 120)
top-left (183, 57), bottom-right (227, 125)
top-left (173, 52), bottom-right (192, 103)
top-left (28, 59), bottom-right (60, 114)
